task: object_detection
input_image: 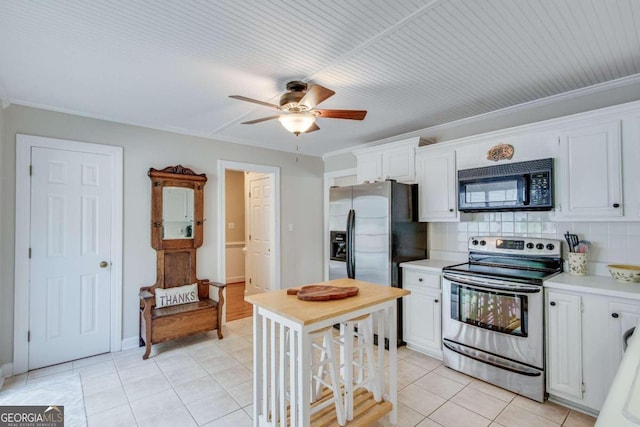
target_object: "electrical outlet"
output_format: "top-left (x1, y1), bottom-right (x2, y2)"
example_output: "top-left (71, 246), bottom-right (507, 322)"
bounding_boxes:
top-left (228, 222), bottom-right (235, 229)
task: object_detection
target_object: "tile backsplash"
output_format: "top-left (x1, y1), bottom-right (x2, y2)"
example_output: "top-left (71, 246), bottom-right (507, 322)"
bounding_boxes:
top-left (429, 213), bottom-right (640, 273)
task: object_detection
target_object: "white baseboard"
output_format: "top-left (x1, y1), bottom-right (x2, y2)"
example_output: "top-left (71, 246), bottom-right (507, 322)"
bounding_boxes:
top-left (0, 363), bottom-right (14, 388)
top-left (226, 276), bottom-right (245, 284)
top-left (121, 336), bottom-right (140, 351)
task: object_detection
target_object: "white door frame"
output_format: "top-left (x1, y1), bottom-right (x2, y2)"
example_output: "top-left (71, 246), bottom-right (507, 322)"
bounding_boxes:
top-left (14, 134), bottom-right (123, 374)
top-left (217, 161), bottom-right (280, 291)
top-left (323, 168), bottom-right (357, 281)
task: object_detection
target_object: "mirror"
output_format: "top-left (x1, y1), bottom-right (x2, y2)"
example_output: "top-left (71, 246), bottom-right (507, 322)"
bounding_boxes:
top-left (149, 165), bottom-right (207, 250)
top-left (162, 187), bottom-right (195, 239)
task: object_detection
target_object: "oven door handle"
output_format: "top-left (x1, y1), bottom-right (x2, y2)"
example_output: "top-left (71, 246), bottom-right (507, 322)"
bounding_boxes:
top-left (443, 273), bottom-right (542, 294)
top-left (443, 340), bottom-right (542, 377)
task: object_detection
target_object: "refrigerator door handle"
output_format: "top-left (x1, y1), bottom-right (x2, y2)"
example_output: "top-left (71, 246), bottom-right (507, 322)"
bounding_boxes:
top-left (347, 209), bottom-right (355, 279)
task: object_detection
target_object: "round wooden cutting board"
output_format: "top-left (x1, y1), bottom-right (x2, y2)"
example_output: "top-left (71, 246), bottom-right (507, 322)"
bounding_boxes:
top-left (287, 285), bottom-right (359, 301)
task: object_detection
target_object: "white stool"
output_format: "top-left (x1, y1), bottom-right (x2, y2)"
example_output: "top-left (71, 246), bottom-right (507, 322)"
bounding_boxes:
top-left (309, 326), bottom-right (346, 426)
top-left (340, 314), bottom-right (381, 421)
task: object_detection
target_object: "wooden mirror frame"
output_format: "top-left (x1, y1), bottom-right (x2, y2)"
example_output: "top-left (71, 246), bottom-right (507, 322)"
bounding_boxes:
top-left (149, 165), bottom-right (207, 250)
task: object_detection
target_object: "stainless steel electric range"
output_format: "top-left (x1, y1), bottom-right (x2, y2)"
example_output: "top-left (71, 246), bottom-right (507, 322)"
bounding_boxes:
top-left (442, 236), bottom-right (562, 402)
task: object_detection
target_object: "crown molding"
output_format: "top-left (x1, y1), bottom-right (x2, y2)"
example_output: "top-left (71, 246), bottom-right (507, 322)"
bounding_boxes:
top-left (322, 73), bottom-right (640, 159)
top-left (7, 99), bottom-right (321, 157)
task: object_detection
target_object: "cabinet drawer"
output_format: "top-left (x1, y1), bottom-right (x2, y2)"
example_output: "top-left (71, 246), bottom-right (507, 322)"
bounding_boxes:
top-left (404, 269), bottom-right (440, 290)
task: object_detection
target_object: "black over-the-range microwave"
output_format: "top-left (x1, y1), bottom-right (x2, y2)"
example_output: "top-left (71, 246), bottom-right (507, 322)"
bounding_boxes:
top-left (457, 158), bottom-right (554, 212)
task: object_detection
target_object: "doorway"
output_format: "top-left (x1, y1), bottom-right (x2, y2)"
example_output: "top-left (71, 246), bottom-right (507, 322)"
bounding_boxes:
top-left (218, 161), bottom-right (280, 322)
top-left (14, 135), bottom-right (123, 374)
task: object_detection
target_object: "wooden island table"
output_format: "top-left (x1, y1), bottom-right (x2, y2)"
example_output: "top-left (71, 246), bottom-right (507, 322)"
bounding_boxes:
top-left (245, 278), bottom-right (409, 427)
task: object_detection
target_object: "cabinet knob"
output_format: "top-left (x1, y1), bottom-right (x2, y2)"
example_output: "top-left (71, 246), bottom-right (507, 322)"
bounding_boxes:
top-left (612, 312), bottom-right (619, 318)
top-left (550, 301), bottom-right (556, 306)
top-left (434, 299), bottom-right (439, 303)
top-left (449, 209), bottom-right (454, 212)
top-left (418, 278), bottom-right (423, 282)
top-left (613, 203), bottom-right (620, 208)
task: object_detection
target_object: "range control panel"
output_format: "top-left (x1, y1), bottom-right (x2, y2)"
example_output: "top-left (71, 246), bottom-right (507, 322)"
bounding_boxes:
top-left (469, 236), bottom-right (561, 257)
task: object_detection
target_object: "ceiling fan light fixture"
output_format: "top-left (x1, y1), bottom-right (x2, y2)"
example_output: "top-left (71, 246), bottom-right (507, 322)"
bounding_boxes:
top-left (278, 113), bottom-right (316, 135)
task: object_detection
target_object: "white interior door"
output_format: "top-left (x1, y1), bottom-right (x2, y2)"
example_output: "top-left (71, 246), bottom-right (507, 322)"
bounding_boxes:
top-left (246, 174), bottom-right (272, 294)
top-left (29, 147), bottom-right (112, 369)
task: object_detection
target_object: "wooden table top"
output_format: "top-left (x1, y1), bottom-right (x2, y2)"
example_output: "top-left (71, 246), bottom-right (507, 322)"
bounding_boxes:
top-left (245, 278), bottom-right (410, 326)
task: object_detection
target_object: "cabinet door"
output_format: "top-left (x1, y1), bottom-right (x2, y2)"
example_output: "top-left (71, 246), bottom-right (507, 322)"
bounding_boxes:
top-left (416, 149), bottom-right (457, 221)
top-left (383, 147), bottom-right (415, 183)
top-left (557, 121), bottom-right (623, 218)
top-left (606, 300), bottom-right (640, 390)
top-left (546, 290), bottom-right (583, 400)
top-left (356, 153), bottom-right (382, 183)
top-left (404, 284), bottom-right (442, 359)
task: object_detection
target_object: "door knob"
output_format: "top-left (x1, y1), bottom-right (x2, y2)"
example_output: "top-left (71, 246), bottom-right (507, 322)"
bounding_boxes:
top-left (99, 261), bottom-right (109, 268)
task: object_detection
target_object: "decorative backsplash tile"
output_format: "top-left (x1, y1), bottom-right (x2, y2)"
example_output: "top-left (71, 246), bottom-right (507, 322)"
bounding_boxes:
top-left (429, 213), bottom-right (640, 266)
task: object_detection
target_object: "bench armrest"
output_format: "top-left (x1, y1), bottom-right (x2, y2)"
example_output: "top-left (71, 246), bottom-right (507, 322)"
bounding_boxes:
top-left (139, 290), bottom-right (154, 300)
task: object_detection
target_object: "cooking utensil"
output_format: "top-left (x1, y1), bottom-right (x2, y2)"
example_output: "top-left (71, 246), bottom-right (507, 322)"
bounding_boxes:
top-left (564, 231), bottom-right (579, 252)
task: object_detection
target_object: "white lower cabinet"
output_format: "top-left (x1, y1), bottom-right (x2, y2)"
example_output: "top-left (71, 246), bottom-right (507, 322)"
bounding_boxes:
top-left (546, 290), bottom-right (583, 400)
top-left (402, 268), bottom-right (442, 359)
top-left (545, 287), bottom-right (640, 412)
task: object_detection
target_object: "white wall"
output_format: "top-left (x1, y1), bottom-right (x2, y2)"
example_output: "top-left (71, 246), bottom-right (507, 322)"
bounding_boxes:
top-left (0, 104), bottom-right (325, 366)
top-left (0, 105), bottom-right (9, 370)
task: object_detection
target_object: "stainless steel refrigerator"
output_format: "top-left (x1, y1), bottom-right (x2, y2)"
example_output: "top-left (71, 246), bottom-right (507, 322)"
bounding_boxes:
top-left (328, 180), bottom-right (428, 345)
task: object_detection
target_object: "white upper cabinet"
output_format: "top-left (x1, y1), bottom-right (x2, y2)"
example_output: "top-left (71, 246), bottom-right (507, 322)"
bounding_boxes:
top-left (555, 120), bottom-right (623, 219)
top-left (415, 147), bottom-right (458, 221)
top-left (354, 137), bottom-right (422, 184)
top-left (356, 152), bottom-right (383, 183)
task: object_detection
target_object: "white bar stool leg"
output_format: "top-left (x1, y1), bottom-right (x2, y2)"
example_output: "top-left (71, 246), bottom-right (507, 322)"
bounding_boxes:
top-left (310, 327), bottom-right (346, 426)
top-left (341, 313), bottom-right (381, 421)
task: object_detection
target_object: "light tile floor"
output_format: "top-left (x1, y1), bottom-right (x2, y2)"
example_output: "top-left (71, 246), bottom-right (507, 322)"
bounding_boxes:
top-left (0, 317), bottom-right (597, 427)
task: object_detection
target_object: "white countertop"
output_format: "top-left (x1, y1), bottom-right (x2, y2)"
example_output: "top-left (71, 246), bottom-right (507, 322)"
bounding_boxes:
top-left (545, 273), bottom-right (640, 300)
top-left (399, 258), bottom-right (462, 273)
top-left (596, 321), bottom-right (640, 426)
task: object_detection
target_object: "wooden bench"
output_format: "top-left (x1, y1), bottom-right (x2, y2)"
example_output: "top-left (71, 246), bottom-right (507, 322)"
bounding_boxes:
top-left (139, 277), bottom-right (225, 360)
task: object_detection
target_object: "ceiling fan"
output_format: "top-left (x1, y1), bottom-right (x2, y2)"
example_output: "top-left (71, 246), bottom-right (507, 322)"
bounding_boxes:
top-left (229, 81), bottom-right (367, 135)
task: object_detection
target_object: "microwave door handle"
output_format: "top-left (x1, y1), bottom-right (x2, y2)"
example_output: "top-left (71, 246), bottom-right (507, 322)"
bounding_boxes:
top-left (522, 175), bottom-right (530, 206)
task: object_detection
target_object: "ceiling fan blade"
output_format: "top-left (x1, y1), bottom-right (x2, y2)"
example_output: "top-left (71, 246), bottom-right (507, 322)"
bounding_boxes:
top-left (315, 109), bottom-right (367, 120)
top-left (305, 123), bottom-right (320, 133)
top-left (229, 95), bottom-right (279, 109)
top-left (299, 85), bottom-right (335, 109)
top-left (241, 115), bottom-right (280, 125)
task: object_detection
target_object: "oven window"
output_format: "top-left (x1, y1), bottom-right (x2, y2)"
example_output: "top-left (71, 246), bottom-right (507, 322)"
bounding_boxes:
top-left (450, 284), bottom-right (528, 337)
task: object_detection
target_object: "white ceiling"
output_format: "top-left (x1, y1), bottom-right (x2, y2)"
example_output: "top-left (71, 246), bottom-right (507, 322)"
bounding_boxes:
top-left (1, 0), bottom-right (640, 157)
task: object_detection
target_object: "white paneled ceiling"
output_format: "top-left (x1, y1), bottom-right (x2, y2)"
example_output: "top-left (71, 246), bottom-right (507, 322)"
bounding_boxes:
top-left (1, 0), bottom-right (639, 156)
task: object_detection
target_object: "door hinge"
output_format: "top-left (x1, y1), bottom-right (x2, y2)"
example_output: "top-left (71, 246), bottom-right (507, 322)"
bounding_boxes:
top-left (29, 165), bottom-right (32, 176)
top-left (249, 278), bottom-right (252, 284)
top-left (28, 248), bottom-right (31, 259)
top-left (557, 136), bottom-right (561, 145)
top-left (28, 330), bottom-right (31, 342)
top-left (249, 191), bottom-right (251, 198)
top-left (582, 382), bottom-right (586, 393)
top-left (581, 302), bottom-right (584, 313)
top-left (249, 234), bottom-right (252, 240)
